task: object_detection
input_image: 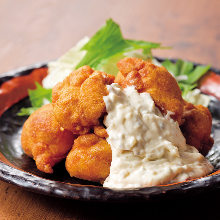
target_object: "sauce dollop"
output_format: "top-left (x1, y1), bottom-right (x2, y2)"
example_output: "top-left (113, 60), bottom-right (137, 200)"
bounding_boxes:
top-left (103, 84), bottom-right (213, 189)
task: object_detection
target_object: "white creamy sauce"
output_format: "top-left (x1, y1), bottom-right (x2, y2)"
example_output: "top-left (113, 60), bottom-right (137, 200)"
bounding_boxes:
top-left (103, 84), bottom-right (213, 189)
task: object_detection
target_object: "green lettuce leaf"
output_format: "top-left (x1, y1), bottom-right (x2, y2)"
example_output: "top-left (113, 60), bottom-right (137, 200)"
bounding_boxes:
top-left (17, 107), bottom-right (39, 116)
top-left (28, 82), bottom-right (52, 107)
top-left (178, 83), bottom-right (197, 97)
top-left (75, 19), bottom-right (162, 73)
top-left (161, 59), bottom-right (210, 105)
top-left (184, 65), bottom-right (210, 84)
top-left (161, 59), bottom-right (210, 81)
top-left (17, 82), bottom-right (52, 116)
top-left (161, 59), bottom-right (179, 75)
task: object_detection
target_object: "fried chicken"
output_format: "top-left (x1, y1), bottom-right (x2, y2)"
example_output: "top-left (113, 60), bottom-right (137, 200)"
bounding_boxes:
top-left (65, 134), bottom-right (112, 183)
top-left (115, 57), bottom-right (184, 124)
top-left (180, 101), bottom-right (214, 155)
top-left (94, 125), bottom-right (108, 138)
top-left (52, 66), bottom-right (115, 134)
top-left (20, 57), bottom-right (214, 183)
top-left (21, 104), bottom-right (75, 173)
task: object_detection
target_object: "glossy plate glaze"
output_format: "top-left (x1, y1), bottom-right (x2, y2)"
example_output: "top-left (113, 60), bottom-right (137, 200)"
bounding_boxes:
top-left (0, 62), bottom-right (220, 202)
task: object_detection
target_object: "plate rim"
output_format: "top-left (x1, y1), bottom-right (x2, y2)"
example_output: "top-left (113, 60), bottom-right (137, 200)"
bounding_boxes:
top-left (0, 160), bottom-right (220, 202)
top-left (0, 60), bottom-right (220, 202)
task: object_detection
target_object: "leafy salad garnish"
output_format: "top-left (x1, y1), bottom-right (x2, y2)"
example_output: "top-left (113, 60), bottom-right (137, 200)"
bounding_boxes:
top-left (161, 59), bottom-right (210, 103)
top-left (75, 19), bottom-right (162, 72)
top-left (17, 82), bottom-right (52, 116)
top-left (18, 19), bottom-right (211, 116)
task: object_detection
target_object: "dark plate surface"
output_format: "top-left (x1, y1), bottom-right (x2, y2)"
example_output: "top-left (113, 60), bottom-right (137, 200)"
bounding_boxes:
top-left (0, 62), bottom-right (220, 202)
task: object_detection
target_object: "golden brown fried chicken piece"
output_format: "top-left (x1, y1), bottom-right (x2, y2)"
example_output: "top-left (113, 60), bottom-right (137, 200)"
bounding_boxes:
top-left (94, 125), bottom-right (108, 138)
top-left (52, 66), bottom-right (115, 134)
top-left (115, 57), bottom-right (184, 124)
top-left (66, 134), bottom-right (112, 183)
top-left (180, 102), bottom-right (214, 156)
top-left (21, 104), bottom-right (75, 173)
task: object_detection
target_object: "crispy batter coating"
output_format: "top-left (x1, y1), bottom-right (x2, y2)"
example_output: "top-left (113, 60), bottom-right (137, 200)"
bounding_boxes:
top-left (94, 125), bottom-right (108, 138)
top-left (65, 134), bottom-right (112, 183)
top-left (180, 102), bottom-right (214, 156)
top-left (52, 66), bottom-right (115, 134)
top-left (21, 58), bottom-right (214, 182)
top-left (115, 57), bottom-right (184, 124)
top-left (21, 104), bottom-right (75, 173)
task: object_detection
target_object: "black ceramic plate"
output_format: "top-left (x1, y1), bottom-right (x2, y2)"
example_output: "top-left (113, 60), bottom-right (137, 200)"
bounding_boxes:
top-left (0, 61), bottom-right (220, 202)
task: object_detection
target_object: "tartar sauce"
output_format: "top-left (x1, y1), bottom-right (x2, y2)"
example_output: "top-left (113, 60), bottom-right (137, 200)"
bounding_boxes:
top-left (103, 84), bottom-right (213, 189)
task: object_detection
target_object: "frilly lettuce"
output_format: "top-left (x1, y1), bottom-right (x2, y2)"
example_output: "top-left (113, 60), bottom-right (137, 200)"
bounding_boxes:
top-left (161, 59), bottom-right (210, 106)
